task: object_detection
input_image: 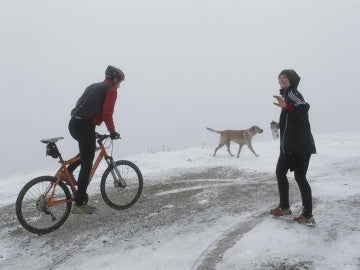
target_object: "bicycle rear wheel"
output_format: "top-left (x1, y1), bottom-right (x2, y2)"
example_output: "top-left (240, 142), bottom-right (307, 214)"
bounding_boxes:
top-left (100, 160), bottom-right (143, 210)
top-left (16, 176), bottom-right (72, 234)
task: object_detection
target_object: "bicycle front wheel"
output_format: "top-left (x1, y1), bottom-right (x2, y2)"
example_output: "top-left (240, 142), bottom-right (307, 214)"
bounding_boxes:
top-left (16, 176), bottom-right (72, 234)
top-left (101, 160), bottom-right (143, 210)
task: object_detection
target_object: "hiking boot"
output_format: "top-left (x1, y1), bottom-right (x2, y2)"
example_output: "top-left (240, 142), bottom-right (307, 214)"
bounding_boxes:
top-left (294, 214), bottom-right (315, 225)
top-left (270, 207), bottom-right (292, 217)
top-left (71, 203), bottom-right (97, 214)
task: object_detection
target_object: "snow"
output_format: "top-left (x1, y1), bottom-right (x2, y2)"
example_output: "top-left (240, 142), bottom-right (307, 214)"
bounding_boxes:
top-left (0, 132), bottom-right (359, 270)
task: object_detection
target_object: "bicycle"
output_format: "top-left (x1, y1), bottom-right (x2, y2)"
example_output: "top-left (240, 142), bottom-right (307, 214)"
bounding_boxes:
top-left (15, 133), bottom-right (143, 235)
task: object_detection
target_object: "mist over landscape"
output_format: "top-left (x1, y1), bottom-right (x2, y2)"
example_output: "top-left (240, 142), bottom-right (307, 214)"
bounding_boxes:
top-left (1, 0), bottom-right (359, 177)
top-left (0, 2), bottom-right (359, 269)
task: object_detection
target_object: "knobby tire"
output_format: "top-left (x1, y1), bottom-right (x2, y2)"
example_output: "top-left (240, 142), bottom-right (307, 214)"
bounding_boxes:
top-left (16, 176), bottom-right (72, 234)
top-left (100, 160), bottom-right (143, 210)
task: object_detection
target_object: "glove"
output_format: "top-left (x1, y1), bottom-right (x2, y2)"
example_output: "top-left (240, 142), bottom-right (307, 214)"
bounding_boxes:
top-left (110, 132), bottom-right (121, 140)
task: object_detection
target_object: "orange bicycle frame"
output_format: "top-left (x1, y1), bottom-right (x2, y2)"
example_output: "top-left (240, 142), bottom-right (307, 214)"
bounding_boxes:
top-left (47, 143), bottom-right (109, 206)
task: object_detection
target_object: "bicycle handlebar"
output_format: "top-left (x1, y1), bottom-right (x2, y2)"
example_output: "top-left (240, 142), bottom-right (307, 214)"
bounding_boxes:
top-left (95, 133), bottom-right (109, 145)
top-left (95, 132), bottom-right (120, 145)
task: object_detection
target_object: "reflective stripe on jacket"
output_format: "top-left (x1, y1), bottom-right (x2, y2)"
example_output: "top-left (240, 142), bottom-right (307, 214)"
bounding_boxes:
top-left (279, 88), bottom-right (316, 154)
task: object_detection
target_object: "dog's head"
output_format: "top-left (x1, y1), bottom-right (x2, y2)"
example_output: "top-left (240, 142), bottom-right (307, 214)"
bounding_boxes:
top-left (249, 125), bottom-right (264, 135)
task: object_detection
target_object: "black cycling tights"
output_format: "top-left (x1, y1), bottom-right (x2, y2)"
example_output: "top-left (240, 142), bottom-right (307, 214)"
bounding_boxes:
top-left (68, 118), bottom-right (96, 206)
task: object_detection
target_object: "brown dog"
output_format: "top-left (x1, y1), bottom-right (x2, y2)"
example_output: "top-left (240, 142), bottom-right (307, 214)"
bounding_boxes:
top-left (206, 126), bottom-right (263, 157)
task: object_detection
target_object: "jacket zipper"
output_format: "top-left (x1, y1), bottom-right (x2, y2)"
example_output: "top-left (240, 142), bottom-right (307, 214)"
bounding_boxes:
top-left (282, 113), bottom-right (288, 153)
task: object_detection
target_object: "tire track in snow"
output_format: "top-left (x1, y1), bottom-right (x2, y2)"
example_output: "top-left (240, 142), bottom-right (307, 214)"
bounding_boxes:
top-left (191, 210), bottom-right (268, 270)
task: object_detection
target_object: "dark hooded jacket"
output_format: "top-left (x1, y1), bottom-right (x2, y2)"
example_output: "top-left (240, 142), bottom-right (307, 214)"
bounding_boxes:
top-left (278, 70), bottom-right (316, 154)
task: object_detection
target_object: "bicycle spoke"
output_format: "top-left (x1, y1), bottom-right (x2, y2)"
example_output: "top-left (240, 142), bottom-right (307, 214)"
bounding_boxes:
top-left (101, 160), bottom-right (143, 210)
top-left (16, 177), bottom-right (72, 234)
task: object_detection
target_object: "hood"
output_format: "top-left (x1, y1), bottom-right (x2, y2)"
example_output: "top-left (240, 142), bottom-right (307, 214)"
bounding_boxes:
top-left (279, 69), bottom-right (301, 89)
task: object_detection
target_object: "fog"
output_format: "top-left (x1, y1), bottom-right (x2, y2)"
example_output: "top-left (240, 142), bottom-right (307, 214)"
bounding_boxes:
top-left (1, 0), bottom-right (359, 177)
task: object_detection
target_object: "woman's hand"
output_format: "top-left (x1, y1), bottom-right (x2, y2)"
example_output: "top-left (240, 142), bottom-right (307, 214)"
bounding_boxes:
top-left (273, 95), bottom-right (286, 108)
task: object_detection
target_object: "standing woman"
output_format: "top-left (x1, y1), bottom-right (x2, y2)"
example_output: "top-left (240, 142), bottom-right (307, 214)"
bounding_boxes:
top-left (270, 69), bottom-right (316, 224)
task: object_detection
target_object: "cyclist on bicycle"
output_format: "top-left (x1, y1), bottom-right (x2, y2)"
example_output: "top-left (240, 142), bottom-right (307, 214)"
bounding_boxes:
top-left (68, 65), bottom-right (124, 214)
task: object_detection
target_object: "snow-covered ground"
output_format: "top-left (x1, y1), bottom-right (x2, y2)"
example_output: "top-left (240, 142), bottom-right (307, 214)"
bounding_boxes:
top-left (0, 132), bottom-right (359, 270)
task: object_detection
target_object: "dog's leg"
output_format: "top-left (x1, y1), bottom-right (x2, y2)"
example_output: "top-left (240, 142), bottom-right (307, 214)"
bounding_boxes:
top-left (237, 144), bottom-right (244, 158)
top-left (247, 143), bottom-right (259, 157)
top-left (213, 143), bottom-right (225, 156)
top-left (213, 135), bottom-right (227, 157)
top-left (226, 140), bottom-right (234, 157)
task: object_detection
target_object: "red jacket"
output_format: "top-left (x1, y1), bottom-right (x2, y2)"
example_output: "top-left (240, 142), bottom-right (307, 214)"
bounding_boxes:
top-left (91, 79), bottom-right (117, 133)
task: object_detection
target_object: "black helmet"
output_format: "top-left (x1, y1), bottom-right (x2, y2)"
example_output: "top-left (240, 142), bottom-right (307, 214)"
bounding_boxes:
top-left (105, 65), bottom-right (125, 81)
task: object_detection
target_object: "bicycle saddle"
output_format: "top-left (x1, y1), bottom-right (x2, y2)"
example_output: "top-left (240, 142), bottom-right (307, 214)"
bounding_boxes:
top-left (40, 137), bottom-right (64, 144)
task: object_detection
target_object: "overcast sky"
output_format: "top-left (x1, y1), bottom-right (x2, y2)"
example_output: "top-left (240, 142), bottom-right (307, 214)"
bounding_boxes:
top-left (0, 0), bottom-right (359, 177)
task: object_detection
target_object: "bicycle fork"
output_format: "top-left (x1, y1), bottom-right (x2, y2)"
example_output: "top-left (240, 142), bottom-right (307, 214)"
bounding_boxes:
top-left (105, 156), bottom-right (126, 188)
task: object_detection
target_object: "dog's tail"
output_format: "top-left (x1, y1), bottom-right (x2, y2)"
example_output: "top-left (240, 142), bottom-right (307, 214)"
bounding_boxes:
top-left (206, 127), bottom-right (221, 134)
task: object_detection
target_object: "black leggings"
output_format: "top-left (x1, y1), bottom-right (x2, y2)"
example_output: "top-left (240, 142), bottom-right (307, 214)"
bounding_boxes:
top-left (275, 153), bottom-right (313, 217)
top-left (68, 118), bottom-right (96, 206)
